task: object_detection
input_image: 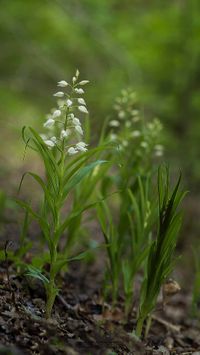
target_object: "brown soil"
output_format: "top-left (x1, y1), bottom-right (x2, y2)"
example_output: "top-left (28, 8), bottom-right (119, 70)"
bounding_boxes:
top-left (0, 256), bottom-right (200, 355)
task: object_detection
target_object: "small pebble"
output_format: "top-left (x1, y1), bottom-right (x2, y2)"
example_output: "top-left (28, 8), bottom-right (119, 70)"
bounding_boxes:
top-left (164, 336), bottom-right (174, 350)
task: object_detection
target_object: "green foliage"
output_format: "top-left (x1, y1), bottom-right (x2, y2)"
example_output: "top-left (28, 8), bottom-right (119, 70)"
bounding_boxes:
top-left (26, 265), bottom-right (49, 285)
top-left (1, 0), bottom-right (200, 186)
top-left (122, 177), bottom-right (155, 316)
top-left (18, 126), bottom-right (107, 317)
top-left (2, 63), bottom-right (186, 336)
top-left (0, 0), bottom-right (196, 331)
top-left (97, 198), bottom-right (122, 304)
top-left (136, 166), bottom-right (186, 337)
top-left (95, 88), bottom-right (165, 315)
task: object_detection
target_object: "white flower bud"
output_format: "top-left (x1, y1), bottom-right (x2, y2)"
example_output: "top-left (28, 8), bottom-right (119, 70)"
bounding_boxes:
top-left (155, 150), bottom-right (163, 157)
top-left (78, 98), bottom-right (86, 105)
top-left (72, 76), bottom-right (77, 84)
top-left (79, 80), bottom-right (89, 85)
top-left (154, 144), bottom-right (163, 150)
top-left (75, 125), bottom-right (83, 135)
top-left (78, 105), bottom-right (88, 114)
top-left (53, 91), bottom-right (64, 97)
top-left (72, 117), bottom-right (81, 125)
top-left (40, 134), bottom-right (47, 141)
top-left (44, 139), bottom-right (55, 147)
top-left (52, 109), bottom-right (61, 118)
top-left (76, 142), bottom-right (88, 152)
top-left (57, 80), bottom-right (68, 87)
top-left (51, 136), bottom-right (57, 143)
top-left (77, 141), bottom-right (87, 147)
top-left (74, 88), bottom-right (84, 94)
top-left (132, 116), bottom-right (140, 122)
top-left (131, 130), bottom-right (141, 138)
top-left (154, 145), bottom-right (164, 157)
top-left (75, 69), bottom-right (80, 77)
top-left (110, 133), bottom-right (117, 141)
top-left (66, 99), bottom-right (73, 107)
top-left (109, 120), bottom-right (120, 127)
top-left (118, 111), bottom-right (125, 119)
top-left (44, 118), bottom-right (55, 128)
top-left (132, 109), bottom-right (139, 116)
top-left (122, 140), bottom-right (128, 147)
top-left (61, 129), bottom-right (71, 138)
top-left (141, 141), bottom-right (148, 149)
top-left (68, 147), bottom-right (78, 155)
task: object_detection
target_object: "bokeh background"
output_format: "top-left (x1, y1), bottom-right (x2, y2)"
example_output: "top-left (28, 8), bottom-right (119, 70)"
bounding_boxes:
top-left (0, 0), bottom-right (200, 242)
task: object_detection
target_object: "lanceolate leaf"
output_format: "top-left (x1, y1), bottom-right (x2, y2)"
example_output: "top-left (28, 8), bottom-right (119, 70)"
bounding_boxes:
top-left (15, 199), bottom-right (51, 243)
top-left (26, 265), bottom-right (49, 285)
top-left (18, 171), bottom-right (57, 223)
top-left (63, 160), bottom-right (108, 198)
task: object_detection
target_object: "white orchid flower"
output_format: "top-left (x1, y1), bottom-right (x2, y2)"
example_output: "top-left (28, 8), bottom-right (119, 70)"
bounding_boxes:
top-left (78, 106), bottom-right (88, 114)
top-left (68, 147), bottom-right (78, 155)
top-left (66, 99), bottom-right (73, 107)
top-left (44, 139), bottom-right (55, 147)
top-left (78, 98), bottom-right (86, 105)
top-left (72, 117), bottom-right (81, 125)
top-left (52, 110), bottom-right (61, 118)
top-left (76, 142), bottom-right (88, 152)
top-left (53, 91), bottom-right (64, 98)
top-left (60, 129), bottom-right (71, 139)
top-left (109, 120), bottom-right (120, 127)
top-left (131, 130), bottom-right (141, 138)
top-left (74, 88), bottom-right (84, 94)
top-left (75, 125), bottom-right (83, 135)
top-left (57, 80), bottom-right (68, 87)
top-left (79, 80), bottom-right (89, 85)
top-left (44, 118), bottom-right (55, 128)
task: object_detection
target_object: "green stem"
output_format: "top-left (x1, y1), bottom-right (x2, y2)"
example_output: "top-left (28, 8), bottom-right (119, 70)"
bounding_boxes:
top-left (45, 278), bottom-right (57, 319)
top-left (135, 316), bottom-right (145, 338)
top-left (125, 292), bottom-right (133, 318)
top-left (112, 276), bottom-right (118, 306)
top-left (144, 315), bottom-right (152, 338)
top-left (45, 245), bottom-right (58, 318)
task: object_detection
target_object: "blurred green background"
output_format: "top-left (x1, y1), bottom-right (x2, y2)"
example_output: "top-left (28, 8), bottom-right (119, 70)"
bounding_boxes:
top-left (0, 0), bottom-right (200, 191)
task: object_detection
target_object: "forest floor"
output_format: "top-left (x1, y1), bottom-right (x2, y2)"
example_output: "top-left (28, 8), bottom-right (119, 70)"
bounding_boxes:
top-left (0, 256), bottom-right (200, 355)
top-left (0, 181), bottom-right (200, 354)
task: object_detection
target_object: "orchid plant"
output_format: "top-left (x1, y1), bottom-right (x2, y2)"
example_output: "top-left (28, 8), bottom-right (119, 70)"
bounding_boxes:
top-left (17, 70), bottom-right (107, 318)
top-left (96, 89), bottom-right (164, 308)
top-left (104, 89), bottom-right (164, 266)
top-left (96, 91), bottom-right (186, 338)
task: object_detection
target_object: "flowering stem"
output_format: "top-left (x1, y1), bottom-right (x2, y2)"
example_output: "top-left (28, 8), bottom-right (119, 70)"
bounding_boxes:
top-left (45, 245), bottom-right (58, 318)
top-left (46, 197), bottom-right (61, 318)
